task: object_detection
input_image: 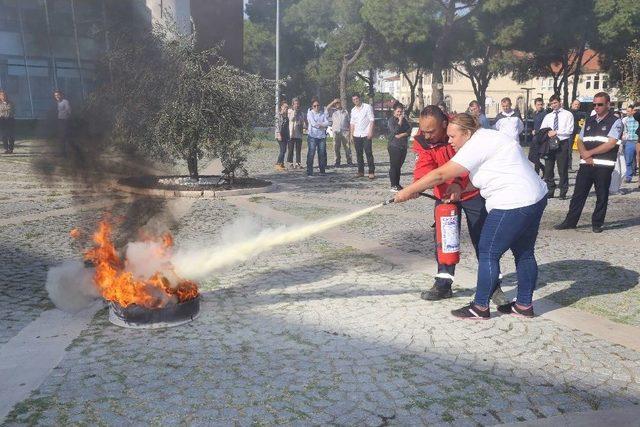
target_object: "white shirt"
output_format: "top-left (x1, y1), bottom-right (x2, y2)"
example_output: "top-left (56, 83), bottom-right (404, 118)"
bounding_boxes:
top-left (57, 99), bottom-right (71, 119)
top-left (540, 108), bottom-right (574, 140)
top-left (493, 110), bottom-right (523, 142)
top-left (350, 103), bottom-right (374, 137)
top-left (451, 129), bottom-right (548, 212)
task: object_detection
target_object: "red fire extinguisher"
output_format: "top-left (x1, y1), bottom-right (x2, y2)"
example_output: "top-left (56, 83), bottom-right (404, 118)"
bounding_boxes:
top-left (435, 203), bottom-right (460, 265)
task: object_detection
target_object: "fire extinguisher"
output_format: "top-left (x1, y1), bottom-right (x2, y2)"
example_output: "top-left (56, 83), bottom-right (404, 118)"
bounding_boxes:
top-left (435, 203), bottom-right (460, 265)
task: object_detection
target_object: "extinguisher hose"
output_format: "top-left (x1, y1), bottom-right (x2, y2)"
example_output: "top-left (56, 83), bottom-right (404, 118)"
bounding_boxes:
top-left (382, 191), bottom-right (439, 206)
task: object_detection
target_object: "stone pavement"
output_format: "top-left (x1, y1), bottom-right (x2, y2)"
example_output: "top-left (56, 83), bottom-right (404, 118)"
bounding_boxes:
top-left (1, 138), bottom-right (639, 426)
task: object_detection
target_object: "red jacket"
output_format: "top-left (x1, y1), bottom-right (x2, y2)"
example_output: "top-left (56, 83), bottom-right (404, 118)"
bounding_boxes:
top-left (412, 131), bottom-right (479, 201)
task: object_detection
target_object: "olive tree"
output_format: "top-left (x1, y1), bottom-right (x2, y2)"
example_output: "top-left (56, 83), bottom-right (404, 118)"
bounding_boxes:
top-left (87, 24), bottom-right (272, 180)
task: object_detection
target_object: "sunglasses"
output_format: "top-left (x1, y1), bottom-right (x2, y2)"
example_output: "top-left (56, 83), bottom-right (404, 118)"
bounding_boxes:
top-left (593, 102), bottom-right (605, 107)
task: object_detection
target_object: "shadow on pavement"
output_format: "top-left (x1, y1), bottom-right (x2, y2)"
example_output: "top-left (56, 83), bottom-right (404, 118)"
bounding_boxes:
top-left (502, 259), bottom-right (639, 309)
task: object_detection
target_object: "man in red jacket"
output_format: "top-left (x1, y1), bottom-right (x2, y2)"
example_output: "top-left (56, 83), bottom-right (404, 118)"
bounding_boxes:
top-left (415, 106), bottom-right (507, 304)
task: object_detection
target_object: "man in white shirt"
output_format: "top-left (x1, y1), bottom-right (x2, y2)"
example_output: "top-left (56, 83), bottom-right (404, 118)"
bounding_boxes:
top-left (349, 94), bottom-right (375, 179)
top-left (493, 97), bottom-right (524, 142)
top-left (540, 94), bottom-right (574, 199)
top-left (326, 98), bottom-right (353, 167)
top-left (54, 90), bottom-right (72, 155)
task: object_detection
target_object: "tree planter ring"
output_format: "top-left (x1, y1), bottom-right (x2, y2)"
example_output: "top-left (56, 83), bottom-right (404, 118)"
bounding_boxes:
top-left (114, 175), bottom-right (275, 198)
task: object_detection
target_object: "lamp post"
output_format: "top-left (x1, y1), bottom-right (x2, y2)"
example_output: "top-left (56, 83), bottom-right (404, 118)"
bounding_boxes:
top-left (274, 0), bottom-right (280, 129)
top-left (521, 87), bottom-right (535, 143)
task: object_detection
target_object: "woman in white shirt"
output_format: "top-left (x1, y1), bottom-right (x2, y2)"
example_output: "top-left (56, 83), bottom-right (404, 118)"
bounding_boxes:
top-left (395, 113), bottom-right (548, 320)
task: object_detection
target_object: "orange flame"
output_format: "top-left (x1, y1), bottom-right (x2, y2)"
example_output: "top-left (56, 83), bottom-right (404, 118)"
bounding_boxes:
top-left (82, 220), bottom-right (198, 308)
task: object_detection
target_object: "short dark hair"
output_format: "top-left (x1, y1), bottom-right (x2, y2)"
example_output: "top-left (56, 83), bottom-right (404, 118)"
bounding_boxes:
top-left (501, 97), bottom-right (511, 104)
top-left (468, 100), bottom-right (479, 107)
top-left (420, 105), bottom-right (448, 124)
top-left (392, 101), bottom-right (404, 110)
top-left (351, 93), bottom-right (361, 99)
top-left (53, 89), bottom-right (64, 96)
top-left (549, 94), bottom-right (561, 103)
top-left (534, 97), bottom-right (543, 104)
top-left (593, 92), bottom-right (610, 103)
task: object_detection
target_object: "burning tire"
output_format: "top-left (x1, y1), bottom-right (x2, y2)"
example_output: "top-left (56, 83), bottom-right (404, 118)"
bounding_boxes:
top-left (108, 295), bottom-right (200, 329)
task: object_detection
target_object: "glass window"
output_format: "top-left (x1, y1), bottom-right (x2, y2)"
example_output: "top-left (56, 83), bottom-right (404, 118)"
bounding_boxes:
top-left (443, 69), bottom-right (452, 84)
top-left (0, 0), bottom-right (19, 31)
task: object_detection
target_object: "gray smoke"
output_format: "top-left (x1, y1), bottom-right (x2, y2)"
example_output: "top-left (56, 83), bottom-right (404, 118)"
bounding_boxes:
top-left (46, 261), bottom-right (100, 313)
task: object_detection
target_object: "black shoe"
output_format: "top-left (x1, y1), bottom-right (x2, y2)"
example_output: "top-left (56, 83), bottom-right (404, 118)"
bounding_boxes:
top-left (490, 285), bottom-right (509, 307)
top-left (420, 285), bottom-right (452, 301)
top-left (390, 185), bottom-right (403, 193)
top-left (451, 302), bottom-right (490, 320)
top-left (347, 161), bottom-right (354, 166)
top-left (546, 192), bottom-right (555, 199)
top-left (554, 222), bottom-right (576, 230)
top-left (334, 162), bottom-right (341, 168)
top-left (497, 302), bottom-right (534, 318)
top-left (592, 225), bottom-right (603, 233)
top-left (559, 193), bottom-right (567, 200)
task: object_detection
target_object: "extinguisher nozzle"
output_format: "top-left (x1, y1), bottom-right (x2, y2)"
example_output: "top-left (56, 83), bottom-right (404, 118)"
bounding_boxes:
top-left (382, 198), bottom-right (395, 206)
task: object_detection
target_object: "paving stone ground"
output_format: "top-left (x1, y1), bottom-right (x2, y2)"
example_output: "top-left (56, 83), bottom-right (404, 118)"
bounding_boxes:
top-left (1, 138), bottom-right (639, 426)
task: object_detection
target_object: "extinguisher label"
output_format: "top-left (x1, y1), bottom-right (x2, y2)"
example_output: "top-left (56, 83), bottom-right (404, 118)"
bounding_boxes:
top-left (440, 216), bottom-right (460, 253)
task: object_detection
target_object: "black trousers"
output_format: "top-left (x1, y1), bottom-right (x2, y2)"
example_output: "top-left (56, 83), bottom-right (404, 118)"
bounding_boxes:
top-left (543, 138), bottom-right (570, 196)
top-left (0, 117), bottom-right (15, 153)
top-left (564, 164), bottom-right (613, 227)
top-left (276, 136), bottom-right (288, 165)
top-left (287, 138), bottom-right (302, 164)
top-left (387, 143), bottom-right (407, 187)
top-left (434, 195), bottom-right (487, 288)
top-left (354, 137), bottom-right (375, 174)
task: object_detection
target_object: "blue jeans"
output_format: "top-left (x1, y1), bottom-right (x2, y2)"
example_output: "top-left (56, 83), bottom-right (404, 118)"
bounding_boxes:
top-left (474, 197), bottom-right (547, 308)
top-left (623, 141), bottom-right (637, 180)
top-left (307, 136), bottom-right (327, 175)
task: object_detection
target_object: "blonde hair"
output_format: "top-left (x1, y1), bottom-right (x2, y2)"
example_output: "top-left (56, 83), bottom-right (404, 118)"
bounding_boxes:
top-left (449, 113), bottom-right (480, 136)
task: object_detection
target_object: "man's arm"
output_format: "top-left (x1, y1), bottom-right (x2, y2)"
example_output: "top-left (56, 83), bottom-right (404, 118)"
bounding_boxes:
top-left (366, 105), bottom-right (375, 139)
top-left (395, 161), bottom-right (468, 203)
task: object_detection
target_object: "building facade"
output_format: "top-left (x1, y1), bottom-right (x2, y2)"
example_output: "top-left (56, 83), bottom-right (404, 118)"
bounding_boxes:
top-left (0, 0), bottom-right (243, 119)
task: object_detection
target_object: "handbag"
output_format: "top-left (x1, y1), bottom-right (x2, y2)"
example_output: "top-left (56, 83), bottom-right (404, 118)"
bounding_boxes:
top-left (548, 136), bottom-right (560, 152)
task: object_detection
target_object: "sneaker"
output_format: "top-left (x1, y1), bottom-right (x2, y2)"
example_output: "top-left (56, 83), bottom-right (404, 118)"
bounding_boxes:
top-left (296, 162), bottom-right (302, 169)
top-left (390, 185), bottom-right (403, 193)
top-left (592, 225), bottom-right (603, 233)
top-left (368, 173), bottom-right (375, 180)
top-left (490, 285), bottom-right (509, 307)
top-left (287, 162), bottom-right (294, 169)
top-left (624, 177), bottom-right (632, 184)
top-left (334, 162), bottom-right (341, 168)
top-left (420, 285), bottom-right (453, 301)
top-left (554, 222), bottom-right (576, 230)
top-left (347, 160), bottom-right (354, 166)
top-left (497, 302), bottom-right (534, 318)
top-left (451, 302), bottom-right (490, 320)
top-left (275, 164), bottom-right (286, 171)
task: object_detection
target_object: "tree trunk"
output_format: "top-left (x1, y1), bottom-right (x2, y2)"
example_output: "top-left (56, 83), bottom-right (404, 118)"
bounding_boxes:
top-left (431, 57), bottom-right (444, 106)
top-left (417, 73), bottom-right (424, 111)
top-left (572, 42), bottom-right (587, 103)
top-left (187, 150), bottom-right (198, 179)
top-left (402, 69), bottom-right (420, 114)
top-left (339, 38), bottom-right (367, 110)
top-left (367, 68), bottom-right (375, 105)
